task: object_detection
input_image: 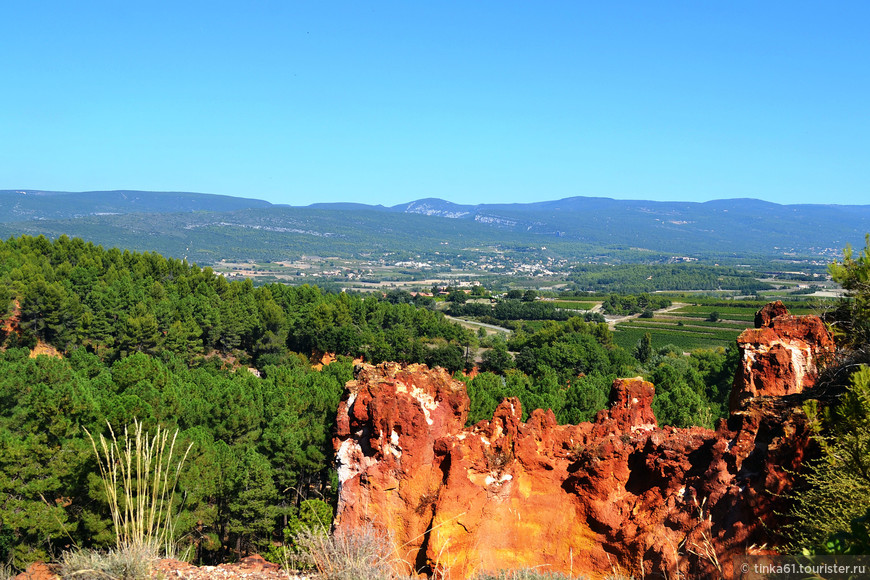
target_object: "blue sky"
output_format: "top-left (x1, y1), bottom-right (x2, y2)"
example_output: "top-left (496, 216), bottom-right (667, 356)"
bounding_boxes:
top-left (3, 2), bottom-right (868, 207)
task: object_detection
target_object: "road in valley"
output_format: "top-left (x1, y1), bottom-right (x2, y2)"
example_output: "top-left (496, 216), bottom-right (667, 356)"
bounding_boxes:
top-left (444, 315), bottom-right (513, 335)
top-left (595, 302), bottom-right (689, 330)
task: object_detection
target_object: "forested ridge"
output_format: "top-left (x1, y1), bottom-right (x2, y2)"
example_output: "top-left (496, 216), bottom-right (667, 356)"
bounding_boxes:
top-left (0, 235), bottom-right (472, 366)
top-left (3, 191), bottom-right (869, 264)
top-left (0, 235), bottom-right (741, 569)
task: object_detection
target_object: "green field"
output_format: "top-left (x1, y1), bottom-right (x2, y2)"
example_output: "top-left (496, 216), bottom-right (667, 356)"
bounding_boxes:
top-left (671, 304), bottom-right (819, 317)
top-left (612, 302), bottom-right (823, 352)
top-left (613, 325), bottom-right (736, 351)
top-left (552, 300), bottom-right (597, 310)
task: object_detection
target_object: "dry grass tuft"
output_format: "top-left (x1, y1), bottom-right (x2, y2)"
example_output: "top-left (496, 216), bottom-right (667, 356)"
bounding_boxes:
top-left (58, 544), bottom-right (153, 580)
top-left (62, 420), bottom-right (192, 580)
top-left (601, 574), bottom-right (635, 580)
top-left (294, 525), bottom-right (415, 580)
top-left (84, 420), bottom-right (191, 557)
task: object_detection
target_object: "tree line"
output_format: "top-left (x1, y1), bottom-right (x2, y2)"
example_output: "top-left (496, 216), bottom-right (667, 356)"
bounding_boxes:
top-left (0, 235), bottom-right (473, 370)
top-left (568, 263), bottom-right (773, 294)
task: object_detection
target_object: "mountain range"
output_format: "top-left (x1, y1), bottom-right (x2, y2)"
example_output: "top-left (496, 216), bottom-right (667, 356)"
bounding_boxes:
top-left (1, 189), bottom-right (868, 265)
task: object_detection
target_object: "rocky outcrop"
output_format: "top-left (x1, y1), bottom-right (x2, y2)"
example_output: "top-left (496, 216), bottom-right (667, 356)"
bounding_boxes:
top-left (12, 562), bottom-right (58, 580)
top-left (730, 301), bottom-right (835, 411)
top-left (333, 305), bottom-right (834, 579)
top-left (0, 300), bottom-right (21, 340)
top-left (0, 300), bottom-right (62, 358)
top-left (333, 362), bottom-right (470, 575)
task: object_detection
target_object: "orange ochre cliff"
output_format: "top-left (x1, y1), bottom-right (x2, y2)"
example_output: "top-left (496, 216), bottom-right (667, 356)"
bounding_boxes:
top-left (332, 303), bottom-right (835, 579)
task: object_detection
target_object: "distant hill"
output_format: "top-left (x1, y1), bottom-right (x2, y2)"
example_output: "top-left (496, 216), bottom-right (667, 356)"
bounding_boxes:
top-left (328, 196), bottom-right (870, 255)
top-left (0, 189), bottom-right (272, 222)
top-left (1, 190), bottom-right (868, 265)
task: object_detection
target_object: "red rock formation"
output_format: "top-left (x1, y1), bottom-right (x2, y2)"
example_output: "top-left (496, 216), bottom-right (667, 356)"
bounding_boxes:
top-left (334, 362), bottom-right (470, 574)
top-left (730, 301), bottom-right (835, 411)
top-left (1, 300), bottom-right (62, 359)
top-left (754, 300), bottom-right (790, 327)
top-left (333, 305), bottom-right (834, 579)
top-left (12, 562), bottom-right (58, 580)
top-left (1, 300), bottom-right (22, 339)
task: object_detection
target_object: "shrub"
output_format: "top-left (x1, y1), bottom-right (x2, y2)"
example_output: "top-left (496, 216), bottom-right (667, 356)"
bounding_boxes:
top-left (790, 366), bottom-right (870, 549)
top-left (294, 526), bottom-right (403, 580)
top-left (812, 507), bottom-right (870, 555)
top-left (58, 545), bottom-right (152, 580)
top-left (288, 498), bottom-right (333, 538)
top-left (265, 498), bottom-right (334, 567)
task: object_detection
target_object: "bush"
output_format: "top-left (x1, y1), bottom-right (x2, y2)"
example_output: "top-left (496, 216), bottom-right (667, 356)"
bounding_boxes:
top-left (813, 507), bottom-right (870, 555)
top-left (58, 545), bottom-right (153, 580)
top-left (294, 526), bottom-right (404, 580)
top-left (790, 366), bottom-right (870, 549)
top-left (288, 499), bottom-right (333, 538)
top-left (265, 499), bottom-right (335, 566)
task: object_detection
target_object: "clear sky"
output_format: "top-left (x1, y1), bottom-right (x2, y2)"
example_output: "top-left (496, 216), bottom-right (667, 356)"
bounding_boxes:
top-left (2, 2), bottom-right (868, 207)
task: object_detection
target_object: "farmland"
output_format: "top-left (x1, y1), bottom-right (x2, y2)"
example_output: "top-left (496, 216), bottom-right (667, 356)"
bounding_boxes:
top-left (611, 300), bottom-right (824, 351)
